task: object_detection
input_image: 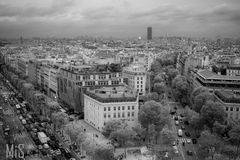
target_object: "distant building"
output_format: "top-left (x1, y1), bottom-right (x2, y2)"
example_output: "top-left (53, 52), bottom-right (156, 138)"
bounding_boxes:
top-left (214, 90), bottom-right (240, 120)
top-left (84, 86), bottom-right (139, 131)
top-left (147, 27), bottom-right (152, 41)
top-left (123, 63), bottom-right (147, 96)
top-left (17, 58), bottom-right (29, 76)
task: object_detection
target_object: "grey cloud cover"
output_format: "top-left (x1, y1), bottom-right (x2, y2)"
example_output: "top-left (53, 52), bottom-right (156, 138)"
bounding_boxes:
top-left (0, 0), bottom-right (239, 38)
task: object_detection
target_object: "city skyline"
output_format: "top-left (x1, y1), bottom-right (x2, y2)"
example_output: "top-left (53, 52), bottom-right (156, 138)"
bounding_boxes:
top-left (0, 0), bottom-right (240, 38)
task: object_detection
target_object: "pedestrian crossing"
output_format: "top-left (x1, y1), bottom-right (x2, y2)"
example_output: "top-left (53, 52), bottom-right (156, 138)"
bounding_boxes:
top-left (177, 138), bottom-right (191, 144)
top-left (14, 132), bottom-right (26, 139)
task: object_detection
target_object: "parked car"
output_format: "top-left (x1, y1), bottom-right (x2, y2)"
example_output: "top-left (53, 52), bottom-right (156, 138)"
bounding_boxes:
top-left (185, 132), bottom-right (191, 137)
top-left (181, 126), bottom-right (185, 130)
top-left (187, 150), bottom-right (193, 156)
top-left (192, 138), bottom-right (197, 144)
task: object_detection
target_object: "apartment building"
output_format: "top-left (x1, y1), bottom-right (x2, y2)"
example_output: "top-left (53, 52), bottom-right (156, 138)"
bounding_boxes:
top-left (123, 63), bottom-right (147, 96)
top-left (226, 65), bottom-right (240, 76)
top-left (17, 58), bottom-right (29, 76)
top-left (84, 86), bottom-right (139, 131)
top-left (58, 65), bottom-right (124, 112)
top-left (214, 90), bottom-right (240, 120)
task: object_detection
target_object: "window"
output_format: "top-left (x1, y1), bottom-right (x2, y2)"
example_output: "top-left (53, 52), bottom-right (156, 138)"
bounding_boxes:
top-left (237, 108), bottom-right (239, 112)
top-left (132, 106), bottom-right (134, 110)
top-left (141, 85), bottom-right (143, 88)
top-left (108, 107), bottom-right (110, 111)
top-left (104, 113), bottom-right (106, 118)
top-left (137, 81), bottom-right (139, 84)
top-left (122, 106), bottom-right (125, 110)
top-left (137, 77), bottom-right (139, 80)
top-left (137, 85), bottom-right (139, 88)
top-left (108, 114), bottom-right (111, 118)
top-left (118, 106), bottom-right (120, 110)
top-left (114, 107), bottom-right (116, 111)
top-left (141, 77), bottom-right (143, 80)
top-left (114, 113), bottom-right (116, 118)
top-left (226, 107), bottom-right (229, 111)
top-left (122, 113), bottom-right (125, 117)
top-left (141, 81), bottom-right (143, 84)
top-left (104, 107), bottom-right (106, 111)
top-left (118, 113), bottom-right (121, 118)
top-left (128, 106), bottom-right (130, 110)
top-left (132, 112), bottom-right (134, 117)
top-left (230, 107), bottom-right (233, 111)
top-left (128, 112), bottom-right (130, 117)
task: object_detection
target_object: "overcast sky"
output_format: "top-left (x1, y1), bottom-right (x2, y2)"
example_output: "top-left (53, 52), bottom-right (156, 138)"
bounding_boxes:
top-left (0, 0), bottom-right (240, 38)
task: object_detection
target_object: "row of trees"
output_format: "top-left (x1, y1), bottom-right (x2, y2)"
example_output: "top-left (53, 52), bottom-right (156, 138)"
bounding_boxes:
top-left (184, 87), bottom-right (240, 159)
top-left (1, 65), bottom-right (115, 160)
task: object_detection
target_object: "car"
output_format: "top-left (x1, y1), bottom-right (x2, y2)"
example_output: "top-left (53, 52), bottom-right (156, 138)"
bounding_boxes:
top-left (38, 145), bottom-right (43, 150)
top-left (43, 144), bottom-right (50, 149)
top-left (175, 120), bottom-right (179, 126)
top-left (55, 149), bottom-right (61, 155)
top-left (19, 115), bottom-right (23, 120)
top-left (181, 126), bottom-right (185, 130)
top-left (187, 139), bottom-right (191, 144)
top-left (192, 138), bottom-right (197, 144)
top-left (187, 150), bottom-right (193, 156)
top-left (185, 132), bottom-right (191, 137)
top-left (172, 141), bottom-right (176, 146)
top-left (184, 120), bottom-right (189, 125)
top-left (64, 152), bottom-right (72, 159)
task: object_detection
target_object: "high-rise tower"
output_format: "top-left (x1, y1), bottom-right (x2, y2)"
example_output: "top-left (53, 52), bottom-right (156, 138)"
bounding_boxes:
top-left (147, 27), bottom-right (152, 41)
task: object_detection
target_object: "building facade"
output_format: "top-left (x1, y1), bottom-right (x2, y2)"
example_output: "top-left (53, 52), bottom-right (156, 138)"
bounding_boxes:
top-left (84, 87), bottom-right (139, 131)
top-left (214, 90), bottom-right (240, 120)
top-left (193, 69), bottom-right (240, 92)
top-left (58, 65), bottom-right (124, 112)
top-left (147, 27), bottom-right (152, 41)
top-left (123, 63), bottom-right (147, 96)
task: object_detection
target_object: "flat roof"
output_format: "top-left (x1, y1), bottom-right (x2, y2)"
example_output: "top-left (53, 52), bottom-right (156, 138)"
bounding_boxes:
top-left (198, 70), bottom-right (240, 81)
top-left (85, 86), bottom-right (137, 103)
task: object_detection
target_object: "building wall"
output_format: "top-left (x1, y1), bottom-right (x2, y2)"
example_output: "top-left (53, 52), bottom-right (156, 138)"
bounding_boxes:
top-left (58, 69), bottom-right (124, 112)
top-left (123, 64), bottom-right (147, 96)
top-left (84, 94), bottom-right (138, 132)
top-left (215, 96), bottom-right (240, 120)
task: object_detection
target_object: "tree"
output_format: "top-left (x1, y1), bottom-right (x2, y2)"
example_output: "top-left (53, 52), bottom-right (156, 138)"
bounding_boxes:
top-left (132, 124), bottom-right (146, 145)
top-left (153, 74), bottom-right (164, 84)
top-left (172, 75), bottom-right (190, 105)
top-left (51, 112), bottom-right (69, 130)
top-left (165, 66), bottom-right (179, 83)
top-left (108, 63), bottom-right (122, 72)
top-left (198, 130), bottom-right (222, 159)
top-left (139, 100), bottom-right (170, 132)
top-left (200, 101), bottom-right (226, 131)
top-left (94, 146), bottom-right (114, 160)
top-left (109, 128), bottom-right (135, 147)
top-left (159, 127), bottom-right (175, 145)
top-left (154, 82), bottom-right (166, 95)
top-left (205, 153), bottom-right (229, 160)
top-left (229, 124), bottom-right (240, 157)
top-left (150, 60), bottom-right (162, 74)
top-left (193, 92), bottom-right (214, 113)
top-left (191, 87), bottom-right (209, 104)
top-left (102, 120), bottom-right (127, 138)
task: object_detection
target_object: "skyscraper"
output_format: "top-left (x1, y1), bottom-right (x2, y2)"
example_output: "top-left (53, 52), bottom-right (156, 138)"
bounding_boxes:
top-left (147, 27), bottom-right (152, 40)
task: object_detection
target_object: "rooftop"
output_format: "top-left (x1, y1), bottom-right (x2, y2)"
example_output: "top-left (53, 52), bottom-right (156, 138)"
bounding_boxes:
top-left (85, 86), bottom-right (138, 103)
top-left (215, 90), bottom-right (240, 104)
top-left (198, 70), bottom-right (240, 80)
